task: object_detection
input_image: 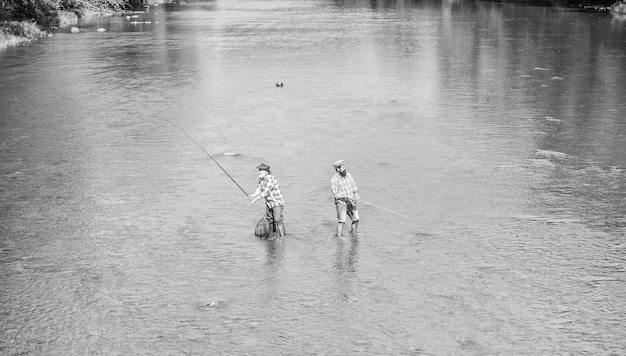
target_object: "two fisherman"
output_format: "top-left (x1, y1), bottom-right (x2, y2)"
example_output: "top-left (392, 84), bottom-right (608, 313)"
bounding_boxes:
top-left (249, 160), bottom-right (360, 239)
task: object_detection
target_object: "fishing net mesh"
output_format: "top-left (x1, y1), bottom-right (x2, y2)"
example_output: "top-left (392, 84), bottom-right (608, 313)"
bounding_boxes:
top-left (255, 216), bottom-right (271, 238)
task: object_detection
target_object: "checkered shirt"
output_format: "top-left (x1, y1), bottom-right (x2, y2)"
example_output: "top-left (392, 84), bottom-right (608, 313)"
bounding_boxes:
top-left (258, 174), bottom-right (284, 208)
top-left (331, 172), bottom-right (358, 200)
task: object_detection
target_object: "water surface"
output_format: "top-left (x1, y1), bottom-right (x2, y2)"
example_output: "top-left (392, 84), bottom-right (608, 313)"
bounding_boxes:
top-left (1, 0), bottom-right (626, 354)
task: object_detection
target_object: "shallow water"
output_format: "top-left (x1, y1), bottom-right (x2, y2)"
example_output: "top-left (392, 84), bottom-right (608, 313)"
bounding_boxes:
top-left (1, 0), bottom-right (626, 354)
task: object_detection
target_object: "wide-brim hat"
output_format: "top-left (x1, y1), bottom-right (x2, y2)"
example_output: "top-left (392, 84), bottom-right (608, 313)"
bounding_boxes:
top-left (333, 159), bottom-right (346, 168)
top-left (257, 163), bottom-right (270, 171)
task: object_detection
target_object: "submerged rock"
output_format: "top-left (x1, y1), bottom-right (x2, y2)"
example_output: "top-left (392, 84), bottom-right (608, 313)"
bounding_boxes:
top-left (534, 149), bottom-right (569, 160)
top-left (6, 171), bottom-right (25, 179)
top-left (198, 298), bottom-right (225, 308)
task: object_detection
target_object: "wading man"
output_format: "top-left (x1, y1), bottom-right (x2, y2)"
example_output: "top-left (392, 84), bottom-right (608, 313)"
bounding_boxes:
top-left (331, 159), bottom-right (360, 237)
top-left (250, 163), bottom-right (285, 238)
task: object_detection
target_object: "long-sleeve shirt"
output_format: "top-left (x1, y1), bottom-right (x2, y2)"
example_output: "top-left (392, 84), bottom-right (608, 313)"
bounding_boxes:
top-left (331, 172), bottom-right (358, 201)
top-left (257, 174), bottom-right (284, 208)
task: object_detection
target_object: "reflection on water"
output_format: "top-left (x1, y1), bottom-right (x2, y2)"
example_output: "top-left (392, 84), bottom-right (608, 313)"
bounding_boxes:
top-left (1, 0), bottom-right (626, 354)
top-left (261, 239), bottom-right (286, 304)
top-left (332, 236), bottom-right (359, 303)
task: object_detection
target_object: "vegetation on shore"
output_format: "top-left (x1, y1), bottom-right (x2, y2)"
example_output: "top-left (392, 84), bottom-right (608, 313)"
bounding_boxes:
top-left (1, 0), bottom-right (129, 49)
top-left (0, 20), bottom-right (46, 50)
top-left (1, 0), bottom-right (129, 27)
top-left (611, 0), bottom-right (626, 13)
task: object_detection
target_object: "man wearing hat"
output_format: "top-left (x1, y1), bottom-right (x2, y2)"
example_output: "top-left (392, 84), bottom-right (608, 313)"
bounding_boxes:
top-left (331, 159), bottom-right (360, 237)
top-left (250, 163), bottom-right (285, 238)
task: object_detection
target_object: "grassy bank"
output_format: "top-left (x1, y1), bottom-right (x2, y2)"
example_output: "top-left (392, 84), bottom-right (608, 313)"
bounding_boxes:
top-left (0, 21), bottom-right (46, 50)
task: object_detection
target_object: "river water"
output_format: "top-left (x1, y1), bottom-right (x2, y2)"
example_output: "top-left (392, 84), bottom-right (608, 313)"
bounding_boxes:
top-left (1, 0), bottom-right (626, 354)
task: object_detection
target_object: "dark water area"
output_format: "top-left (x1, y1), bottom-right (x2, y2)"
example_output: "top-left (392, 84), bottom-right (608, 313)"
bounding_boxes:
top-left (1, 0), bottom-right (626, 354)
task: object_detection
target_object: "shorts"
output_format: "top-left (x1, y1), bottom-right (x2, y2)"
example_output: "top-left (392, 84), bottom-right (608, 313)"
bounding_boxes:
top-left (335, 199), bottom-right (359, 223)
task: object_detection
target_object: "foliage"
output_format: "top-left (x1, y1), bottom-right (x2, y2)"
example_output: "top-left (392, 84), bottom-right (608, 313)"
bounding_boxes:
top-left (0, 0), bottom-right (130, 28)
top-left (0, 20), bottom-right (45, 49)
top-left (611, 0), bottom-right (626, 14)
top-left (0, 19), bottom-right (43, 36)
top-left (52, 0), bottom-right (130, 13)
top-left (0, 0), bottom-right (58, 28)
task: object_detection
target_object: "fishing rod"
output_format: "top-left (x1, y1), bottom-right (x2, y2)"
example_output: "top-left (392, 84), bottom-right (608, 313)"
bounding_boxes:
top-left (162, 119), bottom-right (249, 197)
top-left (359, 199), bottom-right (414, 221)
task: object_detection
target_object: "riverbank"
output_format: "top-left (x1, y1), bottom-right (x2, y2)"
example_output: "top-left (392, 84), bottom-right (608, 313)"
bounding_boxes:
top-left (0, 9), bottom-right (104, 51)
top-left (0, 21), bottom-right (47, 51)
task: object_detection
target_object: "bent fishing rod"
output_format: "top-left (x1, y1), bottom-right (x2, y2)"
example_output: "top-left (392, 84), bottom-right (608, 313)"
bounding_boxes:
top-left (162, 119), bottom-right (249, 197)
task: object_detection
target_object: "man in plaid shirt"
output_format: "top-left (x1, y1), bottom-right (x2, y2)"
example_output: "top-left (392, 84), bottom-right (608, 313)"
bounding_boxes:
top-left (250, 163), bottom-right (285, 238)
top-left (331, 159), bottom-right (360, 237)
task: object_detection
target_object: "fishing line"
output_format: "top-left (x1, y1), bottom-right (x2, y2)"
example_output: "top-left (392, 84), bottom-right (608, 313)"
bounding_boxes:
top-left (161, 119), bottom-right (249, 197)
top-left (359, 199), bottom-right (414, 221)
